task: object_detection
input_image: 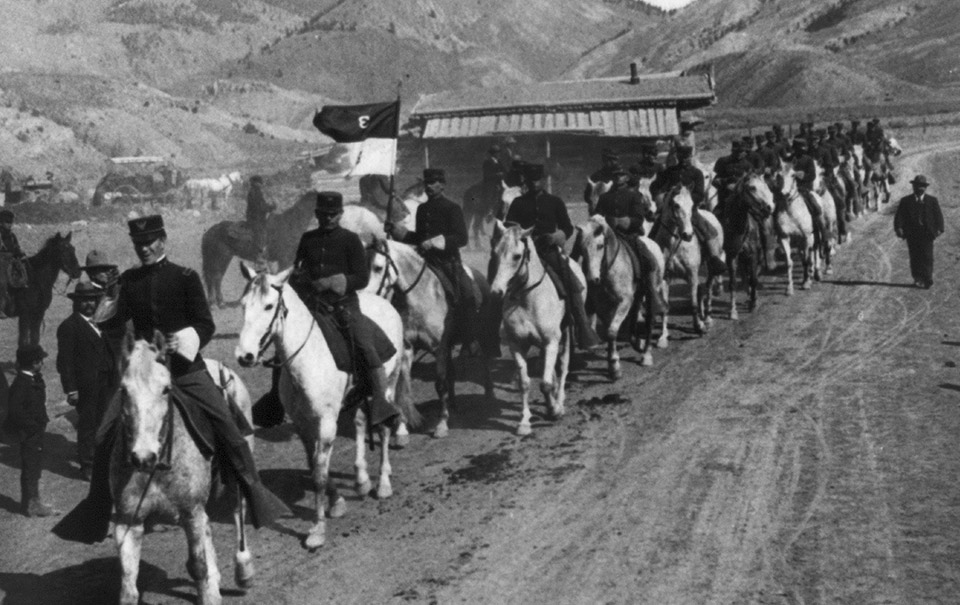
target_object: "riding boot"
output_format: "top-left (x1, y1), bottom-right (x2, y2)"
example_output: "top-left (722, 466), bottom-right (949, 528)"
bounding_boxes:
top-left (366, 366), bottom-right (400, 430)
top-left (568, 286), bottom-right (602, 350)
top-left (252, 366), bottom-right (285, 428)
top-left (52, 425), bottom-right (115, 542)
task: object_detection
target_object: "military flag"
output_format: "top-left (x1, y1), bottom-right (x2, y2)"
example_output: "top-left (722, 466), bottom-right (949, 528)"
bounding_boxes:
top-left (313, 100), bottom-right (400, 176)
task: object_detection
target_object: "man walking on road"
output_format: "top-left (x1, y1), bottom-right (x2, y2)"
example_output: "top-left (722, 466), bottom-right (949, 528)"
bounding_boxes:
top-left (894, 175), bottom-right (944, 289)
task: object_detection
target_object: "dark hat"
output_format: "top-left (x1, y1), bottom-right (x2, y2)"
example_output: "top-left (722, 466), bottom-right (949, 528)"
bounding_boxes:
top-left (765, 130), bottom-right (775, 138)
top-left (128, 214), bottom-right (166, 242)
top-left (83, 249), bottom-right (116, 271)
top-left (488, 145), bottom-right (501, 154)
top-left (826, 124), bottom-right (836, 132)
top-left (792, 139), bottom-right (807, 150)
top-left (67, 280), bottom-right (103, 300)
top-left (611, 165), bottom-right (629, 177)
top-left (851, 119), bottom-right (860, 126)
top-left (755, 134), bottom-right (765, 144)
top-left (423, 168), bottom-right (446, 183)
top-left (910, 175), bottom-right (930, 187)
top-left (676, 145), bottom-right (693, 159)
top-left (315, 191), bottom-right (344, 214)
top-left (772, 123), bottom-right (783, 131)
top-left (250, 175), bottom-right (263, 184)
top-left (522, 163), bottom-right (545, 181)
top-left (871, 117), bottom-right (880, 124)
top-left (16, 344), bottom-right (46, 366)
top-left (0, 209), bottom-right (13, 222)
top-left (731, 140), bottom-right (743, 151)
top-left (601, 149), bottom-right (619, 161)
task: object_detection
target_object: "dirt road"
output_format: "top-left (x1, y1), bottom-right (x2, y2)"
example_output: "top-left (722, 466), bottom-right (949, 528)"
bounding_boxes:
top-left (2, 133), bottom-right (959, 604)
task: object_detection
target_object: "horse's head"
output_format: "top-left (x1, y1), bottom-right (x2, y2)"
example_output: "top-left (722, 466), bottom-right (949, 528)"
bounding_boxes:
top-left (120, 330), bottom-right (172, 472)
top-left (664, 186), bottom-right (695, 242)
top-left (740, 172), bottom-right (776, 219)
top-left (399, 178), bottom-right (427, 204)
top-left (235, 262), bottom-right (293, 367)
top-left (364, 238), bottom-right (398, 298)
top-left (50, 232), bottom-right (82, 279)
top-left (490, 221), bottom-right (534, 296)
top-left (578, 216), bottom-right (609, 285)
top-left (886, 137), bottom-right (902, 157)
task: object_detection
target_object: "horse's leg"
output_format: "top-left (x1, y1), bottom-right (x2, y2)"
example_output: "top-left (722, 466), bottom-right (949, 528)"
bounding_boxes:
top-left (353, 407), bottom-right (372, 497)
top-left (657, 278), bottom-right (669, 349)
top-left (540, 337), bottom-right (562, 421)
top-left (184, 509), bottom-right (222, 605)
top-left (703, 262), bottom-right (715, 328)
top-left (728, 256), bottom-right (739, 321)
top-left (606, 297), bottom-right (631, 381)
top-left (233, 485), bottom-right (254, 590)
top-left (749, 255), bottom-right (760, 311)
top-left (116, 522), bottom-right (145, 605)
top-left (802, 244), bottom-right (814, 290)
top-left (432, 333), bottom-right (453, 439)
top-left (305, 417), bottom-right (339, 550)
top-left (555, 327), bottom-right (572, 414)
top-left (781, 237), bottom-right (795, 295)
top-left (376, 422), bottom-right (393, 499)
top-left (512, 343), bottom-right (533, 436)
top-left (689, 270), bottom-right (704, 335)
top-left (18, 315), bottom-right (30, 347)
top-left (393, 343), bottom-right (414, 448)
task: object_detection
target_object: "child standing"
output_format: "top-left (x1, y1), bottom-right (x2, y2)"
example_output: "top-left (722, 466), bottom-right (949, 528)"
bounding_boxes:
top-left (2, 344), bottom-right (59, 517)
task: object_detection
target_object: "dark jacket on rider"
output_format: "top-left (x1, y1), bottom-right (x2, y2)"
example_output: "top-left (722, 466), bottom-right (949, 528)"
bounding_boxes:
top-left (651, 164), bottom-right (706, 208)
top-left (595, 186), bottom-right (648, 235)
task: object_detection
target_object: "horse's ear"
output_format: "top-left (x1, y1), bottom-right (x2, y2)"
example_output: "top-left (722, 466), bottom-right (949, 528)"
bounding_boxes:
top-left (494, 220), bottom-right (505, 237)
top-left (152, 329), bottom-right (166, 353)
top-left (64, 231), bottom-right (72, 242)
top-left (240, 261), bottom-right (256, 282)
top-left (122, 329), bottom-right (136, 358)
top-left (274, 266), bottom-right (294, 285)
top-left (519, 226), bottom-right (535, 240)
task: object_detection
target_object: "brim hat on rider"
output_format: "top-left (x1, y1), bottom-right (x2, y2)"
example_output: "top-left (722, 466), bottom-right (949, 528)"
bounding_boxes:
top-left (315, 191), bottom-right (343, 214)
top-left (67, 280), bottom-right (103, 301)
top-left (82, 249), bottom-right (116, 272)
top-left (423, 168), bottom-right (446, 184)
top-left (128, 214), bottom-right (166, 243)
top-left (522, 163), bottom-right (545, 182)
top-left (911, 175), bottom-right (930, 187)
top-left (676, 145), bottom-right (693, 159)
top-left (16, 344), bottom-right (47, 366)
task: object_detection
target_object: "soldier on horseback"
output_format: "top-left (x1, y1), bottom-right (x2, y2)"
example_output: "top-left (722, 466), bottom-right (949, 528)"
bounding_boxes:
top-left (651, 145), bottom-right (727, 275)
top-left (710, 140), bottom-right (752, 219)
top-left (245, 175), bottom-right (275, 263)
top-left (388, 168), bottom-right (487, 353)
top-left (583, 148), bottom-right (622, 208)
top-left (506, 163), bottom-right (601, 350)
top-left (0, 209), bottom-right (28, 318)
top-left (789, 139), bottom-right (827, 247)
top-left (54, 214), bottom-right (291, 544)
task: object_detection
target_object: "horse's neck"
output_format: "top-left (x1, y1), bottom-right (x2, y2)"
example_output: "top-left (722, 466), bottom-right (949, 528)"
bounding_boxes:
top-left (28, 243), bottom-right (60, 288)
top-left (279, 288), bottom-right (336, 372)
top-left (392, 244), bottom-right (427, 291)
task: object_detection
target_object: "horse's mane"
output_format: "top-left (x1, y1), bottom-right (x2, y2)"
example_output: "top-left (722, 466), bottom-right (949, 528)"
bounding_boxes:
top-left (122, 339), bottom-right (170, 391)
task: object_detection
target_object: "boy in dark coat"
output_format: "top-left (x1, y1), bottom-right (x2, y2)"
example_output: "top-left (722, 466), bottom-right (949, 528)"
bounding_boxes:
top-left (3, 344), bottom-right (59, 517)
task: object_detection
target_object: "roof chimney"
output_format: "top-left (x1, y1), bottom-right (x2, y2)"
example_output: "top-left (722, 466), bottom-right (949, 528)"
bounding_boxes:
top-left (629, 62), bottom-right (639, 84)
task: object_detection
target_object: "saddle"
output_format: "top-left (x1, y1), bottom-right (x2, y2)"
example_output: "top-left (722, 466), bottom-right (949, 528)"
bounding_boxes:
top-left (424, 260), bottom-right (482, 312)
top-left (166, 370), bottom-right (254, 459)
top-left (311, 308), bottom-right (397, 374)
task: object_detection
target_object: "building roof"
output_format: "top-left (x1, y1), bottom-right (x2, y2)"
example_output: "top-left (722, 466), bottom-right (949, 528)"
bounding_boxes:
top-left (410, 73), bottom-right (714, 139)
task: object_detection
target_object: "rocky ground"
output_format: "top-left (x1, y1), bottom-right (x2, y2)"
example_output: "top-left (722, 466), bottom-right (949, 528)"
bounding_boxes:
top-left (1, 124), bottom-right (959, 604)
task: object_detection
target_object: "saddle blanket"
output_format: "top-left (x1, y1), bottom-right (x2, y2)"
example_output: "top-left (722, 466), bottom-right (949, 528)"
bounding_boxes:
top-left (313, 310), bottom-right (397, 373)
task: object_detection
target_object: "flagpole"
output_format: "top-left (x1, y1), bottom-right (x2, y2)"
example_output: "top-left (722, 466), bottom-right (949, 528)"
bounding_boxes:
top-left (386, 81), bottom-right (402, 239)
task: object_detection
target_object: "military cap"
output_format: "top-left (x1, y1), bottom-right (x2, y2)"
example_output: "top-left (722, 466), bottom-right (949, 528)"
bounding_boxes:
top-left (315, 191), bottom-right (343, 214)
top-left (676, 145), bottom-right (693, 159)
top-left (522, 163), bottom-right (545, 181)
top-left (128, 214), bottom-right (166, 242)
top-left (250, 175), bottom-right (263, 184)
top-left (771, 123), bottom-right (783, 132)
top-left (83, 249), bottom-right (116, 271)
top-left (871, 117), bottom-right (880, 124)
top-left (16, 343), bottom-right (47, 366)
top-left (850, 120), bottom-right (860, 127)
top-left (503, 136), bottom-right (517, 145)
top-left (755, 134), bottom-right (765, 145)
top-left (910, 174), bottom-right (930, 187)
top-left (488, 145), bottom-right (501, 154)
top-left (792, 138), bottom-right (807, 150)
top-left (611, 164), bottom-right (629, 177)
top-left (826, 124), bottom-right (836, 133)
top-left (731, 140), bottom-right (743, 151)
top-left (423, 168), bottom-right (446, 184)
top-left (0, 209), bottom-right (13, 222)
top-left (67, 280), bottom-right (103, 300)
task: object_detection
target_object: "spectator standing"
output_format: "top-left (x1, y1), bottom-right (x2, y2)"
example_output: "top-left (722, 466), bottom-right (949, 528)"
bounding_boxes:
top-left (894, 175), bottom-right (944, 288)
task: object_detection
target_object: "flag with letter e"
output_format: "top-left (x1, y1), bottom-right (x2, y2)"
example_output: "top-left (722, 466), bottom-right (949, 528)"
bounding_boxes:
top-left (313, 100), bottom-right (399, 176)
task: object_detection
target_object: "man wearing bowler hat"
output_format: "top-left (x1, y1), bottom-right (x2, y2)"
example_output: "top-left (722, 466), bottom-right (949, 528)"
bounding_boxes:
top-left (285, 190), bottom-right (402, 428)
top-left (81, 249), bottom-right (119, 295)
top-left (54, 214), bottom-right (290, 543)
top-left (56, 281), bottom-right (115, 480)
top-left (506, 163), bottom-right (601, 350)
top-left (894, 175), bottom-right (944, 289)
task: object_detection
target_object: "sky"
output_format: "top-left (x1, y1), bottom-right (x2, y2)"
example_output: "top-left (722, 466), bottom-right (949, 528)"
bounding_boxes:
top-left (643, 0), bottom-right (697, 9)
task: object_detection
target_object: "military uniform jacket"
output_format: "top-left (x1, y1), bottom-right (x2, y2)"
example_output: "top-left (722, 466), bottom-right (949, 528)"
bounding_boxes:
top-left (634, 157), bottom-right (663, 179)
top-left (294, 226), bottom-right (369, 305)
top-left (894, 194), bottom-right (944, 241)
top-left (595, 187), bottom-right (647, 234)
top-left (56, 312), bottom-right (114, 399)
top-left (103, 257), bottom-right (215, 350)
top-left (0, 229), bottom-right (22, 256)
top-left (793, 154), bottom-right (818, 188)
top-left (505, 190), bottom-right (574, 239)
top-left (407, 194), bottom-right (468, 262)
top-left (482, 157), bottom-right (505, 186)
top-left (651, 164), bottom-right (706, 207)
top-left (712, 155), bottom-right (752, 187)
top-left (2, 371), bottom-right (47, 440)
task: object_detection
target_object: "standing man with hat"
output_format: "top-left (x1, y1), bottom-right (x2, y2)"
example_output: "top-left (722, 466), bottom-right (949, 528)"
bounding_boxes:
top-left (2, 344), bottom-right (58, 517)
top-left (506, 163), bottom-right (601, 350)
top-left (894, 175), bottom-right (944, 289)
top-left (82, 249), bottom-right (119, 295)
top-left (56, 281), bottom-right (115, 480)
top-left (54, 214), bottom-right (290, 544)
top-left (288, 190), bottom-right (402, 428)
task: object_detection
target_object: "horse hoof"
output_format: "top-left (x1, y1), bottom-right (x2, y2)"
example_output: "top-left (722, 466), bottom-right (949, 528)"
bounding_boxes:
top-left (656, 337), bottom-right (669, 349)
top-left (641, 353), bottom-right (653, 367)
top-left (730, 310), bottom-right (739, 321)
top-left (825, 267), bottom-right (834, 276)
top-left (801, 281), bottom-right (811, 290)
top-left (304, 530), bottom-right (325, 550)
top-left (517, 423), bottom-right (532, 437)
top-left (355, 480), bottom-right (372, 498)
top-left (432, 422), bottom-right (449, 439)
top-left (609, 367), bottom-right (622, 381)
top-left (376, 481), bottom-right (393, 499)
top-left (235, 551), bottom-right (255, 590)
top-left (327, 496), bottom-right (347, 518)
top-left (392, 433), bottom-right (410, 449)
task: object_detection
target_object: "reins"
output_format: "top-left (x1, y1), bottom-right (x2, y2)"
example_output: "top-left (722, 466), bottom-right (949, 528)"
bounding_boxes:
top-left (507, 237), bottom-right (547, 298)
top-left (259, 284), bottom-right (316, 369)
top-left (371, 243), bottom-right (428, 297)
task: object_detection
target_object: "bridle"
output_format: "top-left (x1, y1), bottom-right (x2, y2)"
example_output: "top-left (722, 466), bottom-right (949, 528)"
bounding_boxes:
top-left (599, 222), bottom-right (623, 276)
top-left (369, 242), bottom-right (428, 298)
top-left (257, 282), bottom-right (316, 368)
top-left (505, 236), bottom-right (546, 298)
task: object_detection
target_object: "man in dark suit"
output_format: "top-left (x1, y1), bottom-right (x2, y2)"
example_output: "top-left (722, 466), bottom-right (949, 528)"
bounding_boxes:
top-left (3, 344), bottom-right (58, 517)
top-left (54, 214), bottom-right (290, 544)
top-left (56, 281), bottom-right (115, 480)
top-left (894, 175), bottom-right (944, 289)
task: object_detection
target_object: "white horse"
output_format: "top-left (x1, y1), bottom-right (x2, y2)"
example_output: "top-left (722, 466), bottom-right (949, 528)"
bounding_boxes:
top-left (812, 161), bottom-right (839, 275)
top-left (235, 264), bottom-right (410, 550)
top-left (490, 221), bottom-right (579, 436)
top-left (112, 333), bottom-right (255, 605)
top-left (185, 171), bottom-right (242, 209)
top-left (774, 162), bottom-right (819, 294)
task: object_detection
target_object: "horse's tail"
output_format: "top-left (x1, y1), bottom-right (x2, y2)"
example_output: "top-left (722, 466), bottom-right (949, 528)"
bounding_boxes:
top-left (393, 346), bottom-right (422, 429)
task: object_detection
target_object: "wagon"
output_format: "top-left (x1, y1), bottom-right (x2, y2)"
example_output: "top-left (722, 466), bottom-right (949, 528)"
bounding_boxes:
top-left (91, 156), bottom-right (185, 207)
